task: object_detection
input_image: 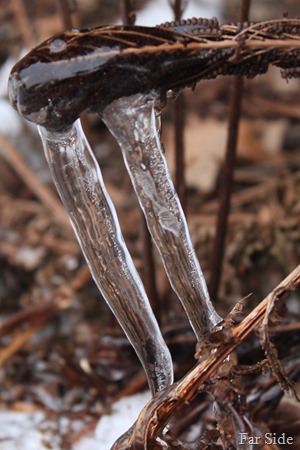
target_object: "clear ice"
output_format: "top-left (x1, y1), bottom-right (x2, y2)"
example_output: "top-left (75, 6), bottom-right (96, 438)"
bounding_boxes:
top-left (102, 92), bottom-right (222, 340)
top-left (38, 119), bottom-right (173, 394)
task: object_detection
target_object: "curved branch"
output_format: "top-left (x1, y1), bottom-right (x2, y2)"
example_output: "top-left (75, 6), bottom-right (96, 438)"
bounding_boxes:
top-left (112, 265), bottom-right (300, 449)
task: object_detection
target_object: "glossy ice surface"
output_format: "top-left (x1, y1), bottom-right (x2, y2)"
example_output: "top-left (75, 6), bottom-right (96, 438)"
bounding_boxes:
top-left (8, 19), bottom-right (224, 131)
top-left (39, 120), bottom-right (173, 394)
top-left (9, 17), bottom-right (300, 399)
top-left (103, 93), bottom-right (221, 339)
top-left (8, 19), bottom-right (300, 132)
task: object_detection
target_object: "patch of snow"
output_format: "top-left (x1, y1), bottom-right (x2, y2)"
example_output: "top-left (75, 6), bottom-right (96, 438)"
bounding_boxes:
top-left (0, 56), bottom-right (24, 136)
top-left (0, 411), bottom-right (58, 450)
top-left (0, 392), bottom-right (151, 450)
top-left (0, 57), bottom-right (16, 98)
top-left (135, 0), bottom-right (221, 26)
top-left (72, 437), bottom-right (101, 450)
top-left (73, 391), bottom-right (151, 450)
top-left (0, 51), bottom-right (34, 137)
top-left (0, 99), bottom-right (23, 136)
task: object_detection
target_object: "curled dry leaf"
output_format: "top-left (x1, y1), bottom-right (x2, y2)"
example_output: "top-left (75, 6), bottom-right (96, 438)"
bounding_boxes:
top-left (259, 286), bottom-right (299, 400)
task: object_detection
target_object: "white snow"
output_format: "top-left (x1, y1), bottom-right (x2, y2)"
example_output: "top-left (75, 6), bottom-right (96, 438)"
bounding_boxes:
top-left (0, 99), bottom-right (23, 136)
top-left (0, 411), bottom-right (58, 450)
top-left (0, 57), bottom-right (16, 98)
top-left (0, 56), bottom-right (23, 136)
top-left (74, 391), bottom-right (151, 450)
top-left (135, 0), bottom-right (221, 26)
top-left (0, 391), bottom-right (151, 450)
top-left (0, 2), bottom-right (223, 450)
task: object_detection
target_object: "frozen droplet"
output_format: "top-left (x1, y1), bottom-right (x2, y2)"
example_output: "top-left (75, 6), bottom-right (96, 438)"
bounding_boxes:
top-left (102, 92), bottom-right (222, 339)
top-left (157, 207), bottom-right (180, 237)
top-left (38, 119), bottom-right (173, 394)
top-left (49, 38), bottom-right (67, 54)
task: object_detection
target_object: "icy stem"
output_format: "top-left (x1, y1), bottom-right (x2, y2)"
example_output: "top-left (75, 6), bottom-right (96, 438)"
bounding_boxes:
top-left (102, 93), bottom-right (222, 339)
top-left (38, 119), bottom-right (173, 394)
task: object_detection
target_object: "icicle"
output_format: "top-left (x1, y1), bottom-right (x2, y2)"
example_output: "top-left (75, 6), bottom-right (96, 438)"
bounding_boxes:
top-left (102, 92), bottom-right (222, 340)
top-left (38, 119), bottom-right (173, 394)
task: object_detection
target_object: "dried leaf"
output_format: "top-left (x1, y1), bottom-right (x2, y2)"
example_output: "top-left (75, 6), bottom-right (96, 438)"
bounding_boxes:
top-left (259, 287), bottom-right (299, 400)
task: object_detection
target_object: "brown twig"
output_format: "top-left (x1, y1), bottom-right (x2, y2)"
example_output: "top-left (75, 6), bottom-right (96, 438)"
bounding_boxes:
top-left (120, 0), bottom-right (136, 25)
top-left (0, 259), bottom-right (93, 367)
top-left (10, 0), bottom-right (36, 48)
top-left (174, 94), bottom-right (186, 210)
top-left (112, 264), bottom-right (300, 448)
top-left (56, 0), bottom-right (79, 29)
top-left (0, 322), bottom-right (46, 367)
top-left (246, 95), bottom-right (300, 120)
top-left (141, 217), bottom-right (162, 323)
top-left (209, 0), bottom-right (251, 301)
top-left (0, 296), bottom-right (68, 339)
top-left (270, 322), bottom-right (300, 333)
top-left (119, 0), bottom-right (161, 322)
top-left (170, 1), bottom-right (187, 210)
top-left (116, 37), bottom-right (300, 56)
top-left (202, 178), bottom-right (278, 213)
top-left (0, 290), bottom-right (70, 367)
top-left (208, 74), bottom-right (244, 301)
top-left (0, 135), bottom-right (72, 233)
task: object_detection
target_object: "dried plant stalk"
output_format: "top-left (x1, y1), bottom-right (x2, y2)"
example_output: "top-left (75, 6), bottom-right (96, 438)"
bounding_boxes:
top-left (9, 18), bottom-right (300, 132)
top-left (7, 14), bottom-right (300, 448)
top-left (112, 265), bottom-right (300, 449)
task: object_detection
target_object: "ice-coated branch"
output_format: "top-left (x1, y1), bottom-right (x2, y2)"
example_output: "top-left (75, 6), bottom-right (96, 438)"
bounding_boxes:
top-left (8, 15), bottom-right (300, 391)
top-left (102, 93), bottom-right (221, 338)
top-left (112, 265), bottom-right (300, 448)
top-left (8, 19), bottom-right (300, 132)
top-left (38, 120), bottom-right (173, 394)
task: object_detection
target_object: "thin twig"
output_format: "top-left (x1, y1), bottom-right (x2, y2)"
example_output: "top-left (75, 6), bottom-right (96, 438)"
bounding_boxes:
top-left (0, 322), bottom-right (46, 367)
top-left (141, 218), bottom-right (162, 323)
top-left (119, 0), bottom-right (161, 322)
top-left (119, 38), bottom-right (300, 56)
top-left (0, 288), bottom-right (70, 367)
top-left (174, 94), bottom-right (186, 210)
top-left (208, 75), bottom-right (244, 300)
top-left (172, 0), bottom-right (186, 210)
top-left (0, 297), bottom-right (68, 339)
top-left (209, 0), bottom-right (251, 301)
top-left (113, 264), bottom-right (300, 448)
top-left (56, 0), bottom-right (79, 29)
top-left (11, 0), bottom-right (36, 48)
top-left (246, 96), bottom-right (300, 119)
top-left (120, 0), bottom-right (136, 25)
top-left (0, 135), bottom-right (72, 233)
top-left (0, 264), bottom-right (90, 365)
